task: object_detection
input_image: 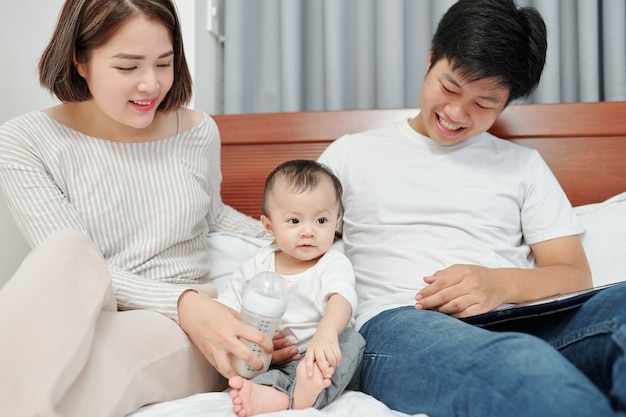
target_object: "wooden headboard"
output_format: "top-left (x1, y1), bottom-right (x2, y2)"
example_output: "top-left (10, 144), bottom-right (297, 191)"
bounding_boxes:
top-left (213, 101), bottom-right (626, 219)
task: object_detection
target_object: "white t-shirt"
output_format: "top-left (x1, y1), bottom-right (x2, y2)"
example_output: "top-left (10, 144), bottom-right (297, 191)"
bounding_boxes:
top-left (218, 245), bottom-right (357, 351)
top-left (318, 116), bottom-right (584, 329)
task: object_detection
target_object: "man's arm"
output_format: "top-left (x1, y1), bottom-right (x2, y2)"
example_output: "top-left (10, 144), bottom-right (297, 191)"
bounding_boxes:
top-left (415, 235), bottom-right (592, 318)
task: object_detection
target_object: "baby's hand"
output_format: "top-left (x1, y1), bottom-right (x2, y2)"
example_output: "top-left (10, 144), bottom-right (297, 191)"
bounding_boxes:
top-left (305, 328), bottom-right (341, 378)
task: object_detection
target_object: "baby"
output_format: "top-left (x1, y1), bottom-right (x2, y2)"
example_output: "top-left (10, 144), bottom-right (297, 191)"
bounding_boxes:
top-left (218, 159), bottom-right (364, 416)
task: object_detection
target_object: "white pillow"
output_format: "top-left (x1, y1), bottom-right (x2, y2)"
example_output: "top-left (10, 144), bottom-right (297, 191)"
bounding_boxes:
top-left (574, 191), bottom-right (626, 287)
top-left (206, 232), bottom-right (271, 293)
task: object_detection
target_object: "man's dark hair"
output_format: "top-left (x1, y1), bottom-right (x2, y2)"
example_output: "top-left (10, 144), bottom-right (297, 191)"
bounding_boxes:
top-left (430, 0), bottom-right (547, 104)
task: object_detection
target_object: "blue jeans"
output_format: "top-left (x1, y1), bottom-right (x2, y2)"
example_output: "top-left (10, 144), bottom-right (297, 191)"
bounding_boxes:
top-left (251, 328), bottom-right (365, 409)
top-left (359, 283), bottom-right (626, 416)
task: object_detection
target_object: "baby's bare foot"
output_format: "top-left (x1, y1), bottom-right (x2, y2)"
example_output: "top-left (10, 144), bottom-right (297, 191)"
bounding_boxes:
top-left (228, 376), bottom-right (290, 417)
top-left (291, 362), bottom-right (333, 410)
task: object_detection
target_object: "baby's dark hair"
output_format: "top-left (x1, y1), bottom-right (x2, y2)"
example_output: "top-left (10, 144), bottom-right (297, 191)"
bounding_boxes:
top-left (430, 0), bottom-right (547, 105)
top-left (261, 160), bottom-right (343, 217)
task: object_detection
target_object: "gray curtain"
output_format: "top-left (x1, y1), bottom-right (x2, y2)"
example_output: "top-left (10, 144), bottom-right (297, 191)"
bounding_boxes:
top-left (222, 0), bottom-right (626, 114)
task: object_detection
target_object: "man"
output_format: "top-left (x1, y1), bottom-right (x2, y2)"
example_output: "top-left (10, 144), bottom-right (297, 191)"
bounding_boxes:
top-left (316, 0), bottom-right (626, 415)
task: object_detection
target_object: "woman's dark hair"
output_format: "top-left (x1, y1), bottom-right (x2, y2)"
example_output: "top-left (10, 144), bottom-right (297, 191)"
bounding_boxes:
top-left (430, 0), bottom-right (547, 104)
top-left (262, 160), bottom-right (344, 218)
top-left (39, 0), bottom-right (192, 112)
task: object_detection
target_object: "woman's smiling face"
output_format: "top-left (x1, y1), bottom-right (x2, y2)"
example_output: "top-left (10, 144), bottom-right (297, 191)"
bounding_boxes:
top-left (74, 15), bottom-right (175, 130)
top-left (411, 58), bottom-right (509, 146)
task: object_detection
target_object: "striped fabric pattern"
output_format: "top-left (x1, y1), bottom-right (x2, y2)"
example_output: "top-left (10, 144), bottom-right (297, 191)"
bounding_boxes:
top-left (0, 112), bottom-right (264, 321)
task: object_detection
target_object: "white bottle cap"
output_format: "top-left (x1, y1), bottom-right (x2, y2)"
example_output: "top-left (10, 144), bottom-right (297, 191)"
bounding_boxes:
top-left (242, 290), bottom-right (287, 318)
top-left (242, 271), bottom-right (288, 318)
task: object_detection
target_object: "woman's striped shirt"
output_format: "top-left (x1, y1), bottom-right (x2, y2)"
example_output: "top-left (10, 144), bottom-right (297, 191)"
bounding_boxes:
top-left (0, 111), bottom-right (265, 321)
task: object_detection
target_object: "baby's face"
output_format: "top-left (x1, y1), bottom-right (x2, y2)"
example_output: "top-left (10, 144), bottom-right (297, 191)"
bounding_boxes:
top-left (263, 178), bottom-right (341, 264)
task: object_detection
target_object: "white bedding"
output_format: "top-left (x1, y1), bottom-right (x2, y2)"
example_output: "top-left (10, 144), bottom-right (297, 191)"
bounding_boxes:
top-left (130, 390), bottom-right (425, 417)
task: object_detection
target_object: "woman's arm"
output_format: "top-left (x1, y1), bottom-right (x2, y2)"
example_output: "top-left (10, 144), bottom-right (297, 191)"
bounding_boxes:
top-left (0, 115), bottom-right (214, 322)
top-left (210, 204), bottom-right (269, 238)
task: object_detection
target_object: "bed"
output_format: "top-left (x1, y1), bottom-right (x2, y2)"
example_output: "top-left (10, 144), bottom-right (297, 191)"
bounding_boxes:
top-left (131, 101), bottom-right (626, 417)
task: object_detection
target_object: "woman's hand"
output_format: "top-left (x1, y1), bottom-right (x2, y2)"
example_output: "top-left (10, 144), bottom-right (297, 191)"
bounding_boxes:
top-left (271, 332), bottom-right (301, 365)
top-left (177, 290), bottom-right (273, 378)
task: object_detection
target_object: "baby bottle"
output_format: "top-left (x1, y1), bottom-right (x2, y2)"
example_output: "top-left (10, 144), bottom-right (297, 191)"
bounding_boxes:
top-left (232, 271), bottom-right (288, 378)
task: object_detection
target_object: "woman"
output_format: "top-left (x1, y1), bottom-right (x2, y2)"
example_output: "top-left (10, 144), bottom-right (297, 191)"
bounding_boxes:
top-left (0, 1), bottom-right (278, 416)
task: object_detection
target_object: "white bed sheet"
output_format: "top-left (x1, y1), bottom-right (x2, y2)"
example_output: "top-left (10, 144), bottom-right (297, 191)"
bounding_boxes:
top-left (130, 390), bottom-right (427, 417)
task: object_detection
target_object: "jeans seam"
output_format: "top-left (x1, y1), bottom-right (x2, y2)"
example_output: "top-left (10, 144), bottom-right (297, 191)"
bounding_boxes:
top-left (551, 321), bottom-right (620, 350)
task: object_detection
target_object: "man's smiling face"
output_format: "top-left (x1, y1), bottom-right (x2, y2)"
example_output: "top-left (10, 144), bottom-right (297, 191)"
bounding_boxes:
top-left (410, 58), bottom-right (509, 146)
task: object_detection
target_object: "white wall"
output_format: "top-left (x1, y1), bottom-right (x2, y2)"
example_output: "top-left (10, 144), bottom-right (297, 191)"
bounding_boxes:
top-left (177, 0), bottom-right (224, 115)
top-left (0, 0), bottom-right (63, 286)
top-left (0, 1), bottom-right (221, 286)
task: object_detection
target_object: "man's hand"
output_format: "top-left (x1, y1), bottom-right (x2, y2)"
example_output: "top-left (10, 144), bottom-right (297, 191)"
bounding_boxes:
top-left (414, 264), bottom-right (506, 318)
top-left (414, 236), bottom-right (593, 319)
